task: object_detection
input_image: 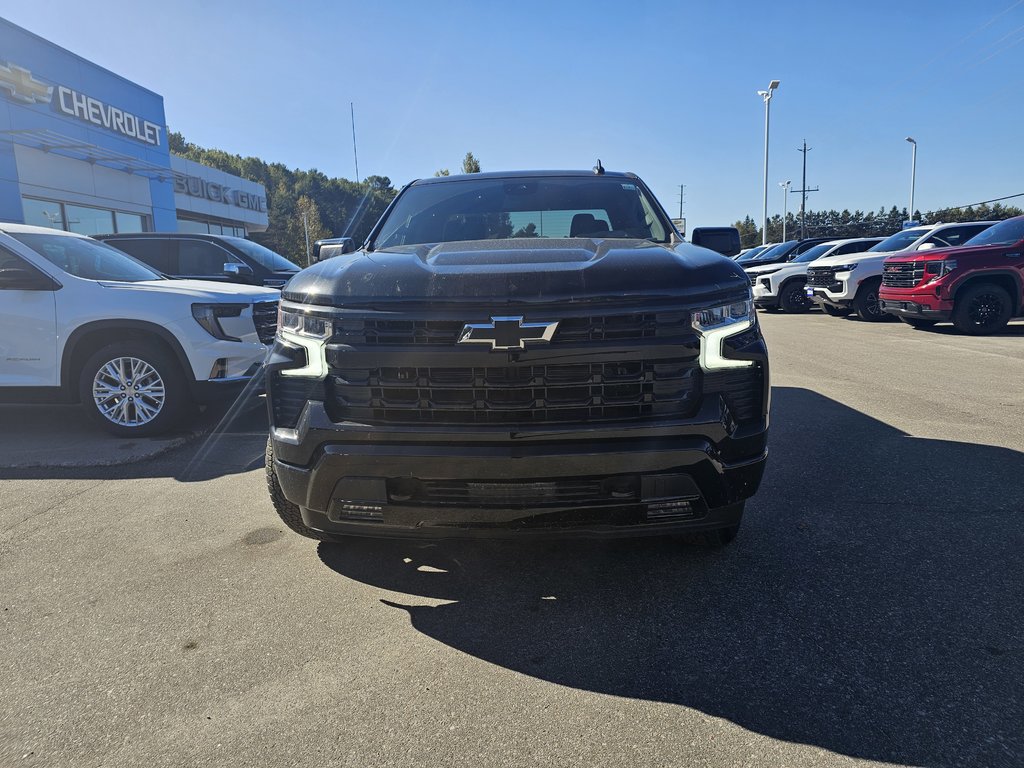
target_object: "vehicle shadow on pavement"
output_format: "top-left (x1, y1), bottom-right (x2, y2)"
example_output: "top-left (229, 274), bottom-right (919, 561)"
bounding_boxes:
top-left (317, 386), bottom-right (1024, 766)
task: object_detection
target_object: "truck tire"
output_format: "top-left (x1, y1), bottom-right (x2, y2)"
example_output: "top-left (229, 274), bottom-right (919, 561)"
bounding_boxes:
top-left (952, 283), bottom-right (1013, 335)
top-left (821, 304), bottom-right (850, 317)
top-left (852, 278), bottom-right (886, 321)
top-left (778, 279), bottom-right (812, 313)
top-left (899, 316), bottom-right (936, 330)
top-left (266, 438), bottom-right (336, 541)
top-left (78, 341), bottom-right (191, 437)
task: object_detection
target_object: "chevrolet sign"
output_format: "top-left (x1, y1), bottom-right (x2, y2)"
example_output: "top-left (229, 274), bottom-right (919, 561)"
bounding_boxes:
top-left (0, 59), bottom-right (163, 146)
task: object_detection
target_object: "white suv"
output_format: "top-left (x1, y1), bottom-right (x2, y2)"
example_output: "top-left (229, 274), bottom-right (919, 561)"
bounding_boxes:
top-left (746, 237), bottom-right (882, 313)
top-left (0, 224), bottom-right (280, 436)
top-left (805, 222), bottom-right (996, 320)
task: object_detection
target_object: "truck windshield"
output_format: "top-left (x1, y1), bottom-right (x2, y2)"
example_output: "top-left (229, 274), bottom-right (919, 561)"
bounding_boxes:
top-left (869, 229), bottom-right (927, 252)
top-left (10, 232), bottom-right (162, 282)
top-left (963, 217), bottom-right (1024, 247)
top-left (371, 176), bottom-right (669, 249)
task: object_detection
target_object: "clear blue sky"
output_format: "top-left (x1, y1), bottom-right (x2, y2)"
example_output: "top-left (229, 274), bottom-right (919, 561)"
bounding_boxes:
top-left (7, 1), bottom-right (1024, 229)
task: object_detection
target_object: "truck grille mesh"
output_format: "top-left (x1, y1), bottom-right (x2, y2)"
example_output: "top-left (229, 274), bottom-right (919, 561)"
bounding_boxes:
top-left (331, 311), bottom-right (691, 346)
top-left (327, 360), bottom-right (701, 425)
top-left (394, 476), bottom-right (638, 508)
top-left (882, 262), bottom-right (926, 288)
top-left (805, 267), bottom-right (838, 288)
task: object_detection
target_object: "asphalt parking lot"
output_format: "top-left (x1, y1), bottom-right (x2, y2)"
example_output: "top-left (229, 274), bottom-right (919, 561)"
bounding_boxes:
top-left (2, 314), bottom-right (1022, 768)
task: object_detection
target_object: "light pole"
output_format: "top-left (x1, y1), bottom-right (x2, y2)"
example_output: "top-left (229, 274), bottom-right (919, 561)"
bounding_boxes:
top-left (757, 80), bottom-right (780, 245)
top-left (905, 137), bottom-right (917, 225)
top-left (779, 180), bottom-right (791, 242)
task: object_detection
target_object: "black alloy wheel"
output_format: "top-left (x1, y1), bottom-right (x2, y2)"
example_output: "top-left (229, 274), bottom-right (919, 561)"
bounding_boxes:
top-left (779, 280), bottom-right (812, 313)
top-left (853, 278), bottom-right (887, 322)
top-left (952, 283), bottom-right (1013, 335)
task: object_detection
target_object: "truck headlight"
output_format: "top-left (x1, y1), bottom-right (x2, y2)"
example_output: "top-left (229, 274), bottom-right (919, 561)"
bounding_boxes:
top-left (278, 307), bottom-right (333, 339)
top-left (831, 263), bottom-right (858, 273)
top-left (692, 298), bottom-right (755, 370)
top-left (926, 259), bottom-right (957, 279)
top-left (192, 303), bottom-right (246, 341)
top-left (277, 306), bottom-right (332, 379)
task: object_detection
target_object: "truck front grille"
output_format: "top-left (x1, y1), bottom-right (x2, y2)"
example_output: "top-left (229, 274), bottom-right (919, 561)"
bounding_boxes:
top-left (327, 360), bottom-right (701, 425)
top-left (882, 262), bottom-right (925, 288)
top-left (252, 300), bottom-right (279, 345)
top-left (806, 267), bottom-right (841, 292)
top-left (394, 476), bottom-right (638, 508)
top-left (332, 311), bottom-right (691, 346)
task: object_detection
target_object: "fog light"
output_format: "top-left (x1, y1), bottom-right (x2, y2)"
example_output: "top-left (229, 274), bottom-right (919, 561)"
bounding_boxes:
top-left (646, 499), bottom-right (696, 521)
top-left (334, 502), bottom-right (384, 521)
top-left (209, 358), bottom-right (228, 379)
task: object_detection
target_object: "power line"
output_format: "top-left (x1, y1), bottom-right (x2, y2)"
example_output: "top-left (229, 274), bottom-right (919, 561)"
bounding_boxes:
top-left (944, 192), bottom-right (1024, 210)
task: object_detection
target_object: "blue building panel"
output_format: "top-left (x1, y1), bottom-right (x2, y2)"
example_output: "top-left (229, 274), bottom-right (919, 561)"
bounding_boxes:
top-left (0, 17), bottom-right (266, 235)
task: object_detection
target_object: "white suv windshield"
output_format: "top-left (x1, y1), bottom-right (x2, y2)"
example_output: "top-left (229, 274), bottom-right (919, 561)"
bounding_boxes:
top-left (10, 232), bottom-right (162, 282)
top-left (869, 229), bottom-right (928, 252)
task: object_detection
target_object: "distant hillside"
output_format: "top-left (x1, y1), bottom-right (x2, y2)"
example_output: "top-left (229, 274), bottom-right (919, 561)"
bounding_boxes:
top-left (168, 132), bottom-right (397, 263)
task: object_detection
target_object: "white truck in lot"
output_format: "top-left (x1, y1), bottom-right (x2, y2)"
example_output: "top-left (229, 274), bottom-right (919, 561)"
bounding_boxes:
top-left (0, 224), bottom-right (279, 436)
top-left (747, 237), bottom-right (882, 312)
top-left (805, 222), bottom-right (995, 320)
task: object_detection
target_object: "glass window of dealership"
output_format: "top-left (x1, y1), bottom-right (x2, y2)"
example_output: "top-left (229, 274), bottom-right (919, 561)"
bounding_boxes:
top-left (0, 18), bottom-right (268, 238)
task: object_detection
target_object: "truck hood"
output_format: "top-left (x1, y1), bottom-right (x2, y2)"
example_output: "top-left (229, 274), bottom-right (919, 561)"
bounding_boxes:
top-left (97, 278), bottom-right (279, 303)
top-left (811, 249), bottom-right (892, 267)
top-left (883, 243), bottom-right (1005, 263)
top-left (744, 263), bottom-right (788, 274)
top-left (282, 238), bottom-right (750, 307)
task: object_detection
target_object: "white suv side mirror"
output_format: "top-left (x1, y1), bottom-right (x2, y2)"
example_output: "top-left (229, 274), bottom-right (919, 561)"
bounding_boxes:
top-left (917, 242), bottom-right (937, 251)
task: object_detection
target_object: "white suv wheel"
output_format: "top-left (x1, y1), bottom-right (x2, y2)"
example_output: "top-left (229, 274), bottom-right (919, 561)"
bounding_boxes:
top-left (92, 356), bottom-right (166, 427)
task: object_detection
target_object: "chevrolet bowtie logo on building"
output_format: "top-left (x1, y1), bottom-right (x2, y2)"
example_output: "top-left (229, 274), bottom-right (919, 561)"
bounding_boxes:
top-left (458, 316), bottom-right (559, 351)
top-left (0, 62), bottom-right (53, 105)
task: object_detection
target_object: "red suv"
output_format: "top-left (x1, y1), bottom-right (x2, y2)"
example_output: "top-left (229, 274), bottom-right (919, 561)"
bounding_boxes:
top-left (879, 215), bottom-right (1024, 334)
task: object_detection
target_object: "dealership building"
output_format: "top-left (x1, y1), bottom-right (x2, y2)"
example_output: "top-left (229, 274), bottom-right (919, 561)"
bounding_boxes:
top-left (0, 17), bottom-right (267, 236)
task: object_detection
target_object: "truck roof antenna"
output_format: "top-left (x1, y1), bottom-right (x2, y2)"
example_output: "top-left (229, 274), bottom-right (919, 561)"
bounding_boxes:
top-left (593, 159), bottom-right (605, 175)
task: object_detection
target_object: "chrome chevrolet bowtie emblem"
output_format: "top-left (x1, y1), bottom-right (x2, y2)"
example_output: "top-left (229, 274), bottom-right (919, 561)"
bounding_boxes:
top-left (0, 63), bottom-right (53, 105)
top-left (458, 316), bottom-right (559, 351)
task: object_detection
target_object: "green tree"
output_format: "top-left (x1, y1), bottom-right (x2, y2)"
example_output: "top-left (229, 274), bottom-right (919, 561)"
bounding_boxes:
top-left (434, 169), bottom-right (450, 177)
top-left (512, 222), bottom-right (539, 238)
top-left (166, 130), bottom-right (398, 261)
top-left (462, 152), bottom-right (481, 174)
top-left (293, 196), bottom-right (331, 266)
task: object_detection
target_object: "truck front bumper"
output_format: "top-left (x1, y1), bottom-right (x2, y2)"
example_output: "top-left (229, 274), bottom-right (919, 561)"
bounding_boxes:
top-left (270, 392), bottom-right (768, 540)
top-left (878, 290), bottom-right (954, 321)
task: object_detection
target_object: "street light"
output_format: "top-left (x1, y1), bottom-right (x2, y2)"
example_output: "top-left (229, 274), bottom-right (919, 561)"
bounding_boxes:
top-left (779, 180), bottom-right (791, 242)
top-left (905, 137), bottom-right (917, 226)
top-left (757, 79), bottom-right (781, 245)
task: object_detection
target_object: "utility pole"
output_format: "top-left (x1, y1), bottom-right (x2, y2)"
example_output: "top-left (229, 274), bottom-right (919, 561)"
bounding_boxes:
top-left (350, 102), bottom-right (360, 183)
top-left (779, 181), bottom-right (792, 242)
top-left (677, 184), bottom-right (686, 219)
top-left (795, 140), bottom-right (819, 239)
top-left (302, 210), bottom-right (311, 266)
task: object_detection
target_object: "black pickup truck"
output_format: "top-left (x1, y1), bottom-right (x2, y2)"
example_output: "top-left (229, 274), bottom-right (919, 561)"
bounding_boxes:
top-left (265, 169), bottom-right (769, 545)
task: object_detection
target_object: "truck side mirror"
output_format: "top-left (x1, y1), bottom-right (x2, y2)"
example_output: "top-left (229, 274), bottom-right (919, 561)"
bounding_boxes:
top-left (224, 262), bottom-right (255, 281)
top-left (690, 227), bottom-right (742, 258)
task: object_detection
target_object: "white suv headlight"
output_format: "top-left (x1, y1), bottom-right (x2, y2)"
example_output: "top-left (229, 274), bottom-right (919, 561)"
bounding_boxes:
top-left (692, 297), bottom-right (755, 370)
top-left (831, 263), bottom-right (858, 273)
